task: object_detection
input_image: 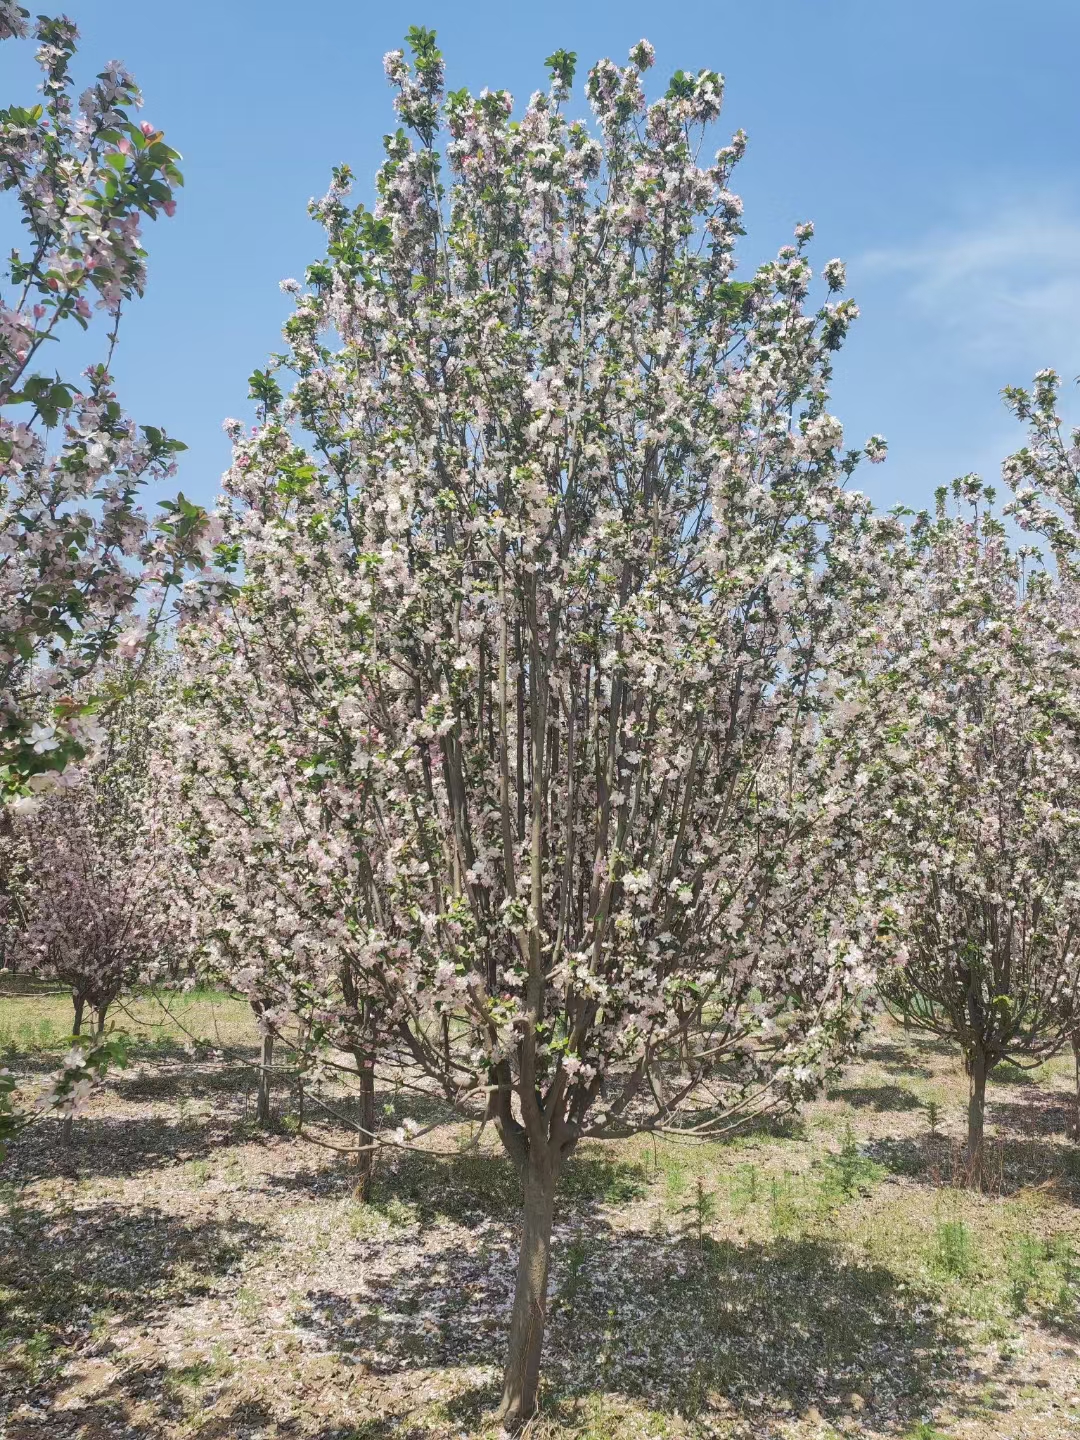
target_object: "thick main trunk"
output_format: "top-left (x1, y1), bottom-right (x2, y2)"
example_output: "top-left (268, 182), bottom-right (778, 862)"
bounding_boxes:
top-left (496, 1158), bottom-right (558, 1428)
top-left (967, 1048), bottom-right (989, 1184)
top-left (95, 1005), bottom-right (107, 1036)
top-left (353, 1058), bottom-right (376, 1202)
top-left (256, 1029), bottom-right (274, 1129)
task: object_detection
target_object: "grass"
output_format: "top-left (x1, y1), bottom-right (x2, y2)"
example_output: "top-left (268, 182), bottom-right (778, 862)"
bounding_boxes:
top-left (2, 992), bottom-right (1080, 1438)
top-left (929, 1217), bottom-right (977, 1279)
top-left (0, 978), bottom-right (256, 1062)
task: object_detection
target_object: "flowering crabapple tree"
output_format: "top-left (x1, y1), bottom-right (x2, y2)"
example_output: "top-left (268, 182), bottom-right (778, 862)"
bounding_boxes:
top-left (14, 656), bottom-right (177, 1083)
top-left (173, 31), bottom-right (903, 1422)
top-left (0, 798), bottom-right (28, 966)
top-left (874, 480), bottom-right (1080, 1180)
top-left (9, 656), bottom-right (180, 1140)
top-left (1000, 369), bottom-right (1080, 1138)
top-left (0, 4), bottom-right (209, 808)
top-left (15, 657), bottom-right (177, 1017)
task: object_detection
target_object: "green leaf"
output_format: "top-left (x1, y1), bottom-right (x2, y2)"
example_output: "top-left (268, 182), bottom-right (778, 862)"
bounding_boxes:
top-left (545, 49), bottom-right (577, 91)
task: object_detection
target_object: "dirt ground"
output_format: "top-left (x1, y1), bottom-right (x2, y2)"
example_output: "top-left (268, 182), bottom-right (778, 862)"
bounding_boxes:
top-left (1, 980), bottom-right (1079, 1440)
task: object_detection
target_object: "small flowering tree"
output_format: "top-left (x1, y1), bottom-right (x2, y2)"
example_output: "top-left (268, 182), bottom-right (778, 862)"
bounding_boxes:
top-left (875, 480), bottom-right (1080, 1179)
top-left (0, 4), bottom-right (208, 808)
top-left (160, 682), bottom-right (385, 1159)
top-left (9, 658), bottom-right (180, 1144)
top-left (173, 31), bottom-right (902, 1423)
top-left (0, 806), bottom-right (28, 967)
top-left (14, 662), bottom-right (177, 1027)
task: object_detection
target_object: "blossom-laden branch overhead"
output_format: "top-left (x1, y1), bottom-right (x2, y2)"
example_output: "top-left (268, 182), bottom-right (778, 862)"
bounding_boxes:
top-left (0, 6), bottom-right (214, 807)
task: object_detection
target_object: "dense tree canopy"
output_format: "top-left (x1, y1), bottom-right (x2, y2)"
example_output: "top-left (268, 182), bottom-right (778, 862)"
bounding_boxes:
top-left (168, 30), bottom-right (906, 1420)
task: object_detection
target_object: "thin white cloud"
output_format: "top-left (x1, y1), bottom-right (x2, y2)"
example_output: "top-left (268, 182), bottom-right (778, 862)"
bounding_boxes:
top-left (856, 202), bottom-right (1080, 373)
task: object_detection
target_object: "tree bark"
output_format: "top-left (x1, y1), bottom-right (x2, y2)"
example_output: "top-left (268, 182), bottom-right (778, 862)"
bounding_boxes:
top-left (353, 1056), bottom-right (376, 1202)
top-left (966, 1047), bottom-right (989, 1185)
top-left (496, 1156), bottom-right (558, 1428)
top-left (95, 1005), bottom-right (107, 1036)
top-left (61, 996), bottom-right (86, 1145)
top-left (256, 1029), bottom-right (274, 1129)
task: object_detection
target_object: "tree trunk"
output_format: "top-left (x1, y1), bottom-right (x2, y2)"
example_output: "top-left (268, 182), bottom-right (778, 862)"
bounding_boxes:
top-left (966, 1048), bottom-right (989, 1184)
top-left (496, 1156), bottom-right (558, 1428)
top-left (95, 1005), bottom-right (107, 1036)
top-left (61, 996), bottom-right (86, 1145)
top-left (1072, 1032), bottom-right (1080, 1143)
top-left (256, 1029), bottom-right (274, 1129)
top-left (353, 1057), bottom-right (376, 1201)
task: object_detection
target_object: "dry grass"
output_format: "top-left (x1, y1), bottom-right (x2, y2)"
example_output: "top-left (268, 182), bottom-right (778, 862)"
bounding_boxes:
top-left (1, 980), bottom-right (1079, 1439)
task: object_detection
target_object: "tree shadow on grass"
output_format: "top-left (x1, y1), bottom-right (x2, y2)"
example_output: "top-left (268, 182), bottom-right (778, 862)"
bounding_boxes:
top-left (719, 1110), bottom-right (808, 1142)
top-left (988, 1061), bottom-right (1041, 1086)
top-left (868, 1131), bottom-right (1080, 1198)
top-left (0, 973), bottom-right (62, 998)
top-left (116, 1057), bottom-right (261, 1103)
top-left (0, 1030), bottom-right (246, 1079)
top-left (173, 1397), bottom-right (284, 1439)
top-left (990, 1094), bottom-right (1076, 1139)
top-left (1, 1108), bottom-right (266, 1185)
top-left (861, 1040), bottom-right (934, 1079)
top-left (6, 1360), bottom-right (306, 1440)
top-left (828, 1082), bottom-right (924, 1113)
top-left (296, 1219), bottom-right (964, 1433)
top-left (881, 1031), bottom-right (961, 1065)
top-left (8, 1360), bottom-right (360, 1439)
top-left (0, 1202), bottom-right (269, 1421)
top-left (269, 1144), bottom-right (648, 1225)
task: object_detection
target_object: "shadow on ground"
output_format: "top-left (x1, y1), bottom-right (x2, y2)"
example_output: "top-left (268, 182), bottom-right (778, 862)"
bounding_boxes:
top-left (0, 1202), bottom-right (269, 1421)
top-left (828, 1082), bottom-right (924, 1113)
top-left (268, 1145), bottom-right (649, 1223)
top-left (990, 1095), bottom-right (1077, 1139)
top-left (860, 1041), bottom-right (934, 1079)
top-left (292, 1220), bottom-right (964, 1434)
top-left (0, 1107), bottom-right (271, 1184)
top-left (868, 1130), bottom-right (1080, 1197)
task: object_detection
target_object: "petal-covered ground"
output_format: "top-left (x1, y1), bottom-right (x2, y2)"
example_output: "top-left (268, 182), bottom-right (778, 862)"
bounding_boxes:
top-left (1, 983), bottom-right (1078, 1439)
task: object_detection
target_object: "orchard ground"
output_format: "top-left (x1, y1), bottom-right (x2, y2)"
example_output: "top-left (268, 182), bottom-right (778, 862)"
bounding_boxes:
top-left (1, 980), bottom-right (1079, 1440)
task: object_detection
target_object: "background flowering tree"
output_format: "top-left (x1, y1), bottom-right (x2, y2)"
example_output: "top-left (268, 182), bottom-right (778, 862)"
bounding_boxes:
top-left (1002, 367), bottom-right (1080, 575)
top-left (874, 480), bottom-right (1080, 1179)
top-left (0, 3), bottom-right (208, 807)
top-left (8, 657), bottom-right (180, 1138)
top-left (13, 660), bottom-right (175, 1026)
top-left (172, 31), bottom-right (903, 1423)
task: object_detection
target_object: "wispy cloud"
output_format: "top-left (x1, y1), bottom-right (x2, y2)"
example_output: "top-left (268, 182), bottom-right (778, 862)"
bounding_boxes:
top-left (856, 201), bottom-right (1080, 374)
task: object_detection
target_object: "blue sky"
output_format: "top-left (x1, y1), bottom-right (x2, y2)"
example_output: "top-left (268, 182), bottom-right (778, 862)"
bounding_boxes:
top-left (4, 0), bottom-right (1080, 513)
